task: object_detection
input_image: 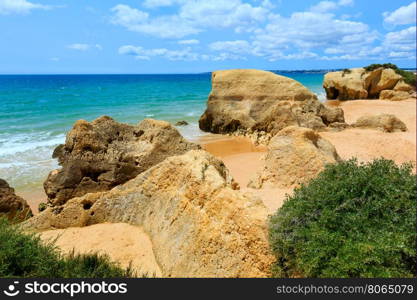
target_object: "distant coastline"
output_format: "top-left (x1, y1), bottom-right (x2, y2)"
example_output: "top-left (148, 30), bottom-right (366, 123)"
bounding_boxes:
top-left (0, 67), bottom-right (416, 76)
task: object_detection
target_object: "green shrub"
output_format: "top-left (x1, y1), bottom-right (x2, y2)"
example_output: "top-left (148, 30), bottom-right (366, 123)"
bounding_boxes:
top-left (38, 202), bottom-right (47, 212)
top-left (0, 218), bottom-right (134, 278)
top-left (269, 158), bottom-right (416, 278)
top-left (363, 63), bottom-right (416, 86)
top-left (341, 69), bottom-right (351, 77)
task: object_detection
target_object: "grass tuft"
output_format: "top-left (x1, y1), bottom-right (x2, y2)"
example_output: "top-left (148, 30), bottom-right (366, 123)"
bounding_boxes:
top-left (0, 218), bottom-right (135, 278)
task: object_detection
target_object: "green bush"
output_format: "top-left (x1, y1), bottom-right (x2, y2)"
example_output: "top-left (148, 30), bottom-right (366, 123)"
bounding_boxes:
top-left (364, 63), bottom-right (416, 86)
top-left (38, 202), bottom-right (47, 212)
top-left (0, 218), bottom-right (134, 278)
top-left (341, 69), bottom-right (351, 77)
top-left (269, 158), bottom-right (416, 278)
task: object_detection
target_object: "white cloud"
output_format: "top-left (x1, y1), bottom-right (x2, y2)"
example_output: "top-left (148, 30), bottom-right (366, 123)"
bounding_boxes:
top-left (383, 2), bottom-right (416, 25)
top-left (310, 1), bottom-right (338, 13)
top-left (320, 26), bottom-right (416, 60)
top-left (115, 0), bottom-right (415, 63)
top-left (143, 0), bottom-right (184, 8)
top-left (211, 52), bottom-right (246, 61)
top-left (119, 45), bottom-right (199, 61)
top-left (251, 11), bottom-right (373, 60)
top-left (67, 44), bottom-right (103, 51)
top-left (50, 57), bottom-right (60, 62)
top-left (384, 26), bottom-right (416, 52)
top-left (209, 40), bottom-right (252, 53)
top-left (178, 39), bottom-right (200, 45)
top-left (119, 44), bottom-right (245, 61)
top-left (310, 0), bottom-right (354, 13)
top-left (110, 4), bottom-right (198, 38)
top-left (110, 4), bottom-right (149, 27)
top-left (178, 0), bottom-right (269, 28)
top-left (338, 0), bottom-right (354, 6)
top-left (388, 51), bottom-right (414, 58)
top-left (0, 0), bottom-right (50, 15)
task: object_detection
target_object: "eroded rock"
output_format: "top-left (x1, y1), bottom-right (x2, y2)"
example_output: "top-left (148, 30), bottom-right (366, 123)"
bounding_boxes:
top-left (249, 126), bottom-right (341, 188)
top-left (44, 117), bottom-right (200, 206)
top-left (323, 67), bottom-right (414, 100)
top-left (0, 179), bottom-right (32, 221)
top-left (379, 90), bottom-right (413, 101)
top-left (353, 114), bottom-right (407, 132)
top-left (24, 150), bottom-right (274, 278)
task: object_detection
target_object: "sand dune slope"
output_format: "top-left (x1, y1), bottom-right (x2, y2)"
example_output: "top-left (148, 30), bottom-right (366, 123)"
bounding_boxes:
top-left (39, 223), bottom-right (162, 277)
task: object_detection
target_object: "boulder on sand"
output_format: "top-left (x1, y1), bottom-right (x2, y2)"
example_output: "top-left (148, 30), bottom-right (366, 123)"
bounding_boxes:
top-left (353, 114), bottom-right (407, 132)
top-left (323, 68), bottom-right (369, 100)
top-left (0, 179), bottom-right (32, 221)
top-left (44, 117), bottom-right (200, 206)
top-left (323, 67), bottom-right (413, 100)
top-left (379, 90), bottom-right (413, 101)
top-left (24, 150), bottom-right (274, 278)
top-left (199, 69), bottom-right (345, 136)
top-left (249, 126), bottom-right (341, 188)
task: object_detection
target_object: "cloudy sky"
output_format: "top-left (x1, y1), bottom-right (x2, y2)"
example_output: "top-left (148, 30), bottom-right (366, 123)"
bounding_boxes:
top-left (0, 0), bottom-right (415, 73)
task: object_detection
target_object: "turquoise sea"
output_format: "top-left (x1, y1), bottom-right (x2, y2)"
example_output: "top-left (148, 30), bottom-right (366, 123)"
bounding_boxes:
top-left (0, 72), bottom-right (326, 192)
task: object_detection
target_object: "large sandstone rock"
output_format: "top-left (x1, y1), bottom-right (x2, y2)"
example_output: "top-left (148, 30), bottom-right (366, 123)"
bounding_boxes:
top-left (353, 114), bottom-right (407, 132)
top-left (0, 179), bottom-right (32, 221)
top-left (368, 68), bottom-right (403, 97)
top-left (323, 68), bottom-right (369, 100)
top-left (394, 80), bottom-right (415, 92)
top-left (24, 150), bottom-right (274, 278)
top-left (44, 117), bottom-right (200, 206)
top-left (249, 126), bottom-right (341, 188)
top-left (323, 67), bottom-right (409, 100)
top-left (199, 69), bottom-right (344, 136)
top-left (379, 90), bottom-right (413, 101)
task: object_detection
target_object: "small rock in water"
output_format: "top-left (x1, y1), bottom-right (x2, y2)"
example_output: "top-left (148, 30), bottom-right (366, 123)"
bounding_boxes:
top-left (175, 120), bottom-right (189, 126)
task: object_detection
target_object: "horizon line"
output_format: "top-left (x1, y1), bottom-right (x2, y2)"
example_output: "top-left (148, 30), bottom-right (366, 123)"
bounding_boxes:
top-left (1, 67), bottom-right (416, 76)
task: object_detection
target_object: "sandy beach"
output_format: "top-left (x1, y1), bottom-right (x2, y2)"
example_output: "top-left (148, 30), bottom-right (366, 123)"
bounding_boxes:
top-left (39, 223), bottom-right (162, 277)
top-left (322, 99), bottom-right (416, 166)
top-left (14, 98), bottom-right (415, 277)
top-left (20, 98), bottom-right (416, 215)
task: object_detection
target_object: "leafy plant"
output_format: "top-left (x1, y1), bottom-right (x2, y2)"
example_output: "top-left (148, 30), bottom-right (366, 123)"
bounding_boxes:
top-left (269, 158), bottom-right (416, 278)
top-left (341, 69), bottom-right (352, 77)
top-left (38, 202), bottom-right (47, 212)
top-left (0, 218), bottom-right (134, 278)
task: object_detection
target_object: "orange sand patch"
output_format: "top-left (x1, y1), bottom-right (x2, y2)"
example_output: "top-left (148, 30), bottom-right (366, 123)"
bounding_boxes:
top-left (16, 189), bottom-right (47, 215)
top-left (39, 223), bottom-right (162, 277)
top-left (322, 99), bottom-right (416, 168)
top-left (201, 136), bottom-right (291, 214)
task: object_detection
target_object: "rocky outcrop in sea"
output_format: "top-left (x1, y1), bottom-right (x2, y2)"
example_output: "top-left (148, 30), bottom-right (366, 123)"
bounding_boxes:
top-left (323, 67), bottom-right (416, 101)
top-left (199, 69), bottom-right (345, 136)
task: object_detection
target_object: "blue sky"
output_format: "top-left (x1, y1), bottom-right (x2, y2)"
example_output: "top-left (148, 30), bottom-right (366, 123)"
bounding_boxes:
top-left (0, 0), bottom-right (415, 74)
